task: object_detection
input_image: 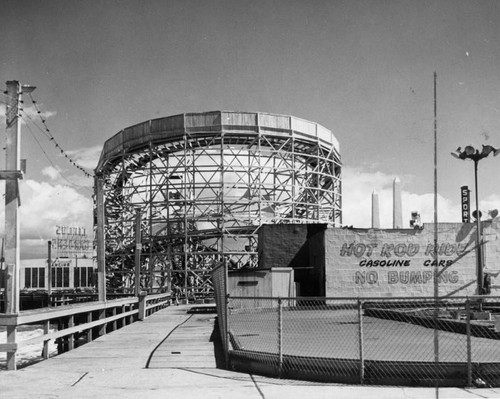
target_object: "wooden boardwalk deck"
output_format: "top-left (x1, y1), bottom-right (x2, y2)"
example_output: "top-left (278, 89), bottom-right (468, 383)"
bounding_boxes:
top-left (38, 304), bottom-right (219, 372)
top-left (2, 304), bottom-right (500, 398)
top-left (0, 304), bottom-right (272, 398)
top-left (147, 308), bottom-right (218, 369)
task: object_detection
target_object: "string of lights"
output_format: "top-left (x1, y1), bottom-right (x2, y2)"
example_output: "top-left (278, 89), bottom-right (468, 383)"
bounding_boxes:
top-left (3, 89), bottom-right (95, 188)
top-left (3, 90), bottom-right (94, 191)
top-left (21, 115), bottom-right (94, 193)
top-left (26, 92), bottom-right (94, 178)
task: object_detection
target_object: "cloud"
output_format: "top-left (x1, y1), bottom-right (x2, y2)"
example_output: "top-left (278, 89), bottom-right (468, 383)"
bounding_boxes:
top-left (402, 192), bottom-right (460, 225)
top-left (342, 166), bottom-right (464, 228)
top-left (41, 164), bottom-right (94, 189)
top-left (0, 179), bottom-right (93, 258)
top-left (20, 180), bottom-right (93, 238)
top-left (342, 167), bottom-right (399, 228)
top-left (21, 105), bottom-right (57, 122)
top-left (0, 103), bottom-right (56, 126)
top-left (42, 166), bottom-right (61, 180)
top-left (65, 146), bottom-right (102, 170)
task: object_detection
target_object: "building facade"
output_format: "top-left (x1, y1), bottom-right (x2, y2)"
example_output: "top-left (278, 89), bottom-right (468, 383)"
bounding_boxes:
top-left (258, 218), bottom-right (500, 298)
top-left (20, 257), bottom-right (96, 291)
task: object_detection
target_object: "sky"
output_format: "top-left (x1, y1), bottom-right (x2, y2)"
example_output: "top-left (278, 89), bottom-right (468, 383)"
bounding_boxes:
top-left (1, 0), bottom-right (500, 258)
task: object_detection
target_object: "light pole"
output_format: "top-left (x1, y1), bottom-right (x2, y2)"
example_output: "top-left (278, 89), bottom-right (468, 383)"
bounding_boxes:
top-left (451, 145), bottom-right (499, 298)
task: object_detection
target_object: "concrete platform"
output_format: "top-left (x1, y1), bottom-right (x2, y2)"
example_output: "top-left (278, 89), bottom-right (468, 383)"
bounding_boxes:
top-left (1, 305), bottom-right (500, 398)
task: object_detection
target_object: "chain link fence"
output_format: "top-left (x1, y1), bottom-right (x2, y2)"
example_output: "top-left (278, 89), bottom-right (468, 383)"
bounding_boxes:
top-left (213, 293), bottom-right (500, 387)
top-left (211, 263), bottom-right (228, 359)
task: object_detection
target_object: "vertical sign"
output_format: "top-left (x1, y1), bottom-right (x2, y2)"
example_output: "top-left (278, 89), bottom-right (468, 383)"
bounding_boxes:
top-left (461, 185), bottom-right (470, 223)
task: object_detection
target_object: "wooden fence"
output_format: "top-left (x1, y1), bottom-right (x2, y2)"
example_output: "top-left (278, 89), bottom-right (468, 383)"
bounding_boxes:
top-left (0, 292), bottom-right (171, 370)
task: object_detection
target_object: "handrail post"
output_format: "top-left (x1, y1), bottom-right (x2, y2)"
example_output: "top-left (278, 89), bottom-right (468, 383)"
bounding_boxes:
top-left (6, 325), bottom-right (17, 370)
top-left (98, 309), bottom-right (106, 336)
top-left (68, 315), bottom-right (74, 350)
top-left (111, 307), bottom-right (117, 331)
top-left (466, 297), bottom-right (472, 387)
top-left (278, 297), bottom-right (283, 378)
top-left (42, 320), bottom-right (50, 359)
top-left (87, 312), bottom-right (93, 341)
top-left (358, 298), bottom-right (364, 384)
top-left (138, 293), bottom-right (147, 321)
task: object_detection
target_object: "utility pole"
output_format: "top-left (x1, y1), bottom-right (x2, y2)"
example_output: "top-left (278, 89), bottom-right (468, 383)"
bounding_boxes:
top-left (432, 72), bottom-right (440, 386)
top-left (134, 210), bottom-right (142, 296)
top-left (95, 175), bottom-right (107, 301)
top-left (2, 81), bottom-right (35, 313)
top-left (47, 240), bottom-right (52, 297)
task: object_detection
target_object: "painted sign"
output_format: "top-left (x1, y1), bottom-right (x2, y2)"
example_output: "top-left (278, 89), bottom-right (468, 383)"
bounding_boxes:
top-left (53, 225), bottom-right (93, 257)
top-left (340, 242), bottom-right (465, 288)
top-left (322, 223), bottom-right (497, 298)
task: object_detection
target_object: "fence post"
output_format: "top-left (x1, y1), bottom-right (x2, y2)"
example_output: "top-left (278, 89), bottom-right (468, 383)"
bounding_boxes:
top-left (278, 297), bottom-right (283, 378)
top-left (358, 298), bottom-right (364, 384)
top-left (225, 294), bottom-right (230, 368)
top-left (466, 297), bottom-right (472, 387)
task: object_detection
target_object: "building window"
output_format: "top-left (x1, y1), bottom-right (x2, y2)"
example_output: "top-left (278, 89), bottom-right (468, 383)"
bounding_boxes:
top-left (74, 267), bottom-right (96, 288)
top-left (24, 267), bottom-right (45, 289)
top-left (52, 267), bottom-right (70, 288)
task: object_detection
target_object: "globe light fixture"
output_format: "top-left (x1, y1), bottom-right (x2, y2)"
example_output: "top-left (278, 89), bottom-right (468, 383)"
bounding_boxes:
top-left (451, 145), bottom-right (499, 298)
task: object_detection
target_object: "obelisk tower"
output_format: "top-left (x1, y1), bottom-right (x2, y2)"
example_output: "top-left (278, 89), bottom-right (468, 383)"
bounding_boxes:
top-left (372, 190), bottom-right (380, 228)
top-left (393, 177), bottom-right (403, 228)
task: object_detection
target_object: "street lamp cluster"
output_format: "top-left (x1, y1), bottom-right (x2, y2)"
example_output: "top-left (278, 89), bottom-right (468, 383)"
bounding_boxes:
top-left (451, 145), bottom-right (500, 161)
top-left (451, 145), bottom-right (499, 297)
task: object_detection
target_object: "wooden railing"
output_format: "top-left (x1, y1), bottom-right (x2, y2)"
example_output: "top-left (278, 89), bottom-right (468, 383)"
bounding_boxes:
top-left (0, 292), bottom-right (171, 370)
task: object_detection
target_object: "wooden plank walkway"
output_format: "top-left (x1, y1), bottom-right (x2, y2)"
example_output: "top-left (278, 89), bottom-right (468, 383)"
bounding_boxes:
top-left (0, 304), bottom-right (274, 398)
top-left (147, 308), bottom-right (218, 369)
top-left (1, 304), bottom-right (500, 398)
top-left (34, 304), bottom-right (218, 372)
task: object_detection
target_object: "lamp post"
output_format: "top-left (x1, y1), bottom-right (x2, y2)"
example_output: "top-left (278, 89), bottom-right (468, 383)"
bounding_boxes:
top-left (451, 145), bottom-right (499, 298)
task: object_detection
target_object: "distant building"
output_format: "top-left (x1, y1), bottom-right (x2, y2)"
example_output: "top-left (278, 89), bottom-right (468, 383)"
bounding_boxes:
top-left (20, 257), bottom-right (96, 291)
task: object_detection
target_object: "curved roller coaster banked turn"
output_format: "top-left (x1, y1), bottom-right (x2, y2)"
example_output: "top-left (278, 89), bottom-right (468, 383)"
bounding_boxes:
top-left (94, 111), bottom-right (341, 299)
